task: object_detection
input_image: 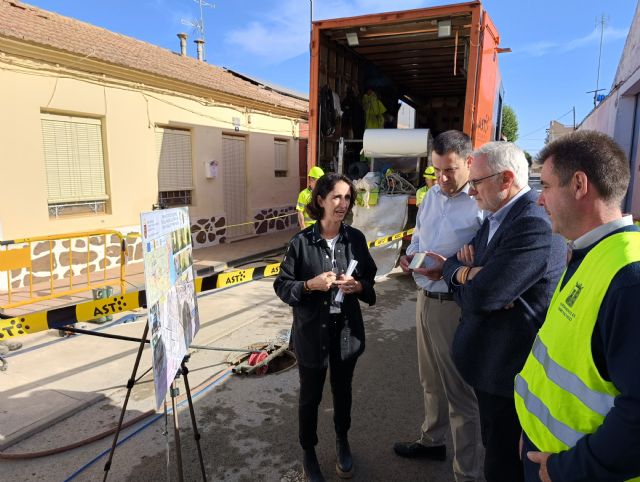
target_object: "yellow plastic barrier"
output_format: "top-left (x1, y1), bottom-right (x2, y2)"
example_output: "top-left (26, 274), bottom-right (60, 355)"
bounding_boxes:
top-left (0, 230), bottom-right (128, 310)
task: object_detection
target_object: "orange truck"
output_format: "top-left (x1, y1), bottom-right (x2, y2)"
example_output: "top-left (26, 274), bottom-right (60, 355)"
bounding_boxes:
top-left (307, 1), bottom-right (506, 180)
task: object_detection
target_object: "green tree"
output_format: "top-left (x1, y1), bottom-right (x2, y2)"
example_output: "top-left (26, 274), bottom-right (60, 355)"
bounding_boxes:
top-left (501, 105), bottom-right (519, 142)
top-left (523, 150), bottom-right (532, 167)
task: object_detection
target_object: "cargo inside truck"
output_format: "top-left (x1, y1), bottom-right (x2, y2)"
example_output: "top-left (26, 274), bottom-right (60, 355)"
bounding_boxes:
top-left (309, 1), bottom-right (503, 187)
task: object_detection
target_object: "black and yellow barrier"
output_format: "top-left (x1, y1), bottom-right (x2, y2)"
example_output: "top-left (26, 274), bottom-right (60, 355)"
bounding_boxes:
top-left (0, 228), bottom-right (412, 341)
top-left (367, 228), bottom-right (414, 248)
top-left (0, 263), bottom-right (282, 341)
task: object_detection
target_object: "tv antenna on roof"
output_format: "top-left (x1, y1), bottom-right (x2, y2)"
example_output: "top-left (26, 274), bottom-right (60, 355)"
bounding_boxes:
top-left (589, 14), bottom-right (609, 107)
top-left (181, 0), bottom-right (215, 61)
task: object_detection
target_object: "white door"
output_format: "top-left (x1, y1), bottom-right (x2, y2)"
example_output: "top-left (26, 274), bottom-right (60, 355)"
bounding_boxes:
top-left (222, 135), bottom-right (252, 239)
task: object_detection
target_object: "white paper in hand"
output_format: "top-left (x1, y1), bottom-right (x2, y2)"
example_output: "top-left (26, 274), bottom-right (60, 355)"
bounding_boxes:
top-left (335, 260), bottom-right (358, 303)
top-left (409, 252), bottom-right (436, 270)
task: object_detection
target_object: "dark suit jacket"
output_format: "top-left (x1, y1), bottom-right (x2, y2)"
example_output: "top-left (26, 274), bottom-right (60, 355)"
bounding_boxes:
top-left (443, 189), bottom-right (566, 397)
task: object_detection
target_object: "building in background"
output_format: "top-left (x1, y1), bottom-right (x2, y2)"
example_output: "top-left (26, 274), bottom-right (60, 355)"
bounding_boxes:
top-left (579, 1), bottom-right (640, 218)
top-left (0, 0), bottom-right (308, 291)
top-left (0, 0), bottom-right (308, 245)
top-left (546, 120), bottom-right (574, 144)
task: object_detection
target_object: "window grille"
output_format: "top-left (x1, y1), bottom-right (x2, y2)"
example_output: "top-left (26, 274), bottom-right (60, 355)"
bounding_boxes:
top-left (158, 190), bottom-right (192, 207)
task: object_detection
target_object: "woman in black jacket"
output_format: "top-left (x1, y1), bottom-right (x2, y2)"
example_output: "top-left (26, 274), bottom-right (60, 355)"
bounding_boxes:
top-left (274, 173), bottom-right (377, 481)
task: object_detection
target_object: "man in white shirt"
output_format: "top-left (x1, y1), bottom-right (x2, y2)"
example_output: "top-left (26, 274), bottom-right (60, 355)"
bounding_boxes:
top-left (393, 130), bottom-right (484, 482)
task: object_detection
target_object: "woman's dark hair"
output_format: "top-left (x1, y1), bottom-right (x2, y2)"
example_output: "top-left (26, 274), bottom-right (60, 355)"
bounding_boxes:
top-left (306, 173), bottom-right (356, 221)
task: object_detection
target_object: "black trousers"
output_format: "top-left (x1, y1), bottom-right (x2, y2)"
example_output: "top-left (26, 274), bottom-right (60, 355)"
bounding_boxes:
top-left (521, 433), bottom-right (543, 481)
top-left (297, 318), bottom-right (358, 450)
top-left (475, 389), bottom-right (524, 482)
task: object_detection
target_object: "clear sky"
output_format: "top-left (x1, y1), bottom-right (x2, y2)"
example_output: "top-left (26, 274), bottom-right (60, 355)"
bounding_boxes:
top-left (23, 0), bottom-right (638, 156)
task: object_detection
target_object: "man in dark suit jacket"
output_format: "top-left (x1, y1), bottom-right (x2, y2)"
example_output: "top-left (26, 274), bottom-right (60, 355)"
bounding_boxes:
top-left (426, 142), bottom-right (566, 482)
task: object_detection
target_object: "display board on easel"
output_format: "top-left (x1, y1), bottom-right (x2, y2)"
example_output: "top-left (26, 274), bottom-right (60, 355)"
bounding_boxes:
top-left (141, 207), bottom-right (200, 409)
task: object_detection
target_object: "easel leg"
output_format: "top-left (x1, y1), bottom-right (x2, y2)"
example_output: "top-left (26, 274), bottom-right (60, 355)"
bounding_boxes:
top-left (102, 323), bottom-right (149, 482)
top-left (181, 356), bottom-right (208, 481)
top-left (170, 379), bottom-right (185, 482)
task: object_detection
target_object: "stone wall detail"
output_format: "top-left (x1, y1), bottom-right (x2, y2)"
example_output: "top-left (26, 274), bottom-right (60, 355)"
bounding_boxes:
top-left (253, 205), bottom-right (296, 235)
top-left (1, 207), bottom-right (295, 292)
top-left (190, 215), bottom-right (227, 249)
top-left (5, 228), bottom-right (143, 291)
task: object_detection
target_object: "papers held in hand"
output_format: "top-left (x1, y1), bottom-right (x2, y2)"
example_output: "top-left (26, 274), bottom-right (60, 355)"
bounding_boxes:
top-left (408, 252), bottom-right (436, 270)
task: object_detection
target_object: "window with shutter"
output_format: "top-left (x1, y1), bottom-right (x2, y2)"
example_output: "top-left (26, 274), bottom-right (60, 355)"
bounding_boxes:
top-left (156, 127), bottom-right (193, 206)
top-left (274, 139), bottom-right (288, 177)
top-left (41, 113), bottom-right (109, 217)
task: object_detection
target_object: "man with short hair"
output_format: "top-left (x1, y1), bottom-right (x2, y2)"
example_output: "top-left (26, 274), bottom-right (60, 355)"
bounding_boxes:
top-left (297, 166), bottom-right (325, 230)
top-left (515, 130), bottom-right (640, 481)
top-left (431, 142), bottom-right (566, 482)
top-left (394, 130), bottom-right (484, 482)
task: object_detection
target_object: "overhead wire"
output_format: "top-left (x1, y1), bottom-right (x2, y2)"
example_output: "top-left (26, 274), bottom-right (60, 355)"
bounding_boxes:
top-left (0, 57), bottom-right (303, 135)
top-left (518, 108), bottom-right (575, 140)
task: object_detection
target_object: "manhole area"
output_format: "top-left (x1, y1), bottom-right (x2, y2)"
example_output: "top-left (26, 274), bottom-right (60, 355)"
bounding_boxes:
top-left (265, 349), bottom-right (296, 374)
top-left (227, 342), bottom-right (297, 375)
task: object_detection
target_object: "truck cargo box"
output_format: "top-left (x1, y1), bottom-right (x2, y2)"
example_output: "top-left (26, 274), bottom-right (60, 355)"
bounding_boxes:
top-left (308, 1), bottom-right (506, 180)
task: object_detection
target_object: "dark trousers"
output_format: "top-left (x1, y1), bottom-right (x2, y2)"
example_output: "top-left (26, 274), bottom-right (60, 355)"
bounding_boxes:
top-left (521, 433), bottom-right (544, 481)
top-left (297, 325), bottom-right (357, 450)
top-left (475, 389), bottom-right (524, 482)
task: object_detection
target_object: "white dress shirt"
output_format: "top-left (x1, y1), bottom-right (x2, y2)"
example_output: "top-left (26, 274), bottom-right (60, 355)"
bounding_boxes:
top-left (407, 184), bottom-right (484, 291)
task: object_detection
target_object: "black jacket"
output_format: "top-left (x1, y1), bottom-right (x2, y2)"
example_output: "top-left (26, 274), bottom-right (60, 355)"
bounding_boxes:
top-left (274, 222), bottom-right (377, 368)
top-left (443, 190), bottom-right (567, 397)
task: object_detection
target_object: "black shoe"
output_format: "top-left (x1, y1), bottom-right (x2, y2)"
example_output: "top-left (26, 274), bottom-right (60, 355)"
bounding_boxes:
top-left (336, 437), bottom-right (353, 479)
top-left (393, 442), bottom-right (446, 460)
top-left (303, 448), bottom-right (326, 482)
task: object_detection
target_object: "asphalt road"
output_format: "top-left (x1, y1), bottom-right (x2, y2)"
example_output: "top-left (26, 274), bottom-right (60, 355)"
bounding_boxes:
top-left (122, 272), bottom-right (456, 482)
top-left (3, 271), bottom-right (459, 481)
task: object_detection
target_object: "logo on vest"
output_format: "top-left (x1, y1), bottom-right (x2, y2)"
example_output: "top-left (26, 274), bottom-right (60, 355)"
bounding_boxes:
top-left (565, 282), bottom-right (583, 308)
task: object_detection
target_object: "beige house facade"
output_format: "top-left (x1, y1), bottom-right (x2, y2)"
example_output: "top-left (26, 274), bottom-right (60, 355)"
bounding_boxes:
top-left (0, 0), bottom-right (308, 245)
top-left (0, 0), bottom-right (308, 293)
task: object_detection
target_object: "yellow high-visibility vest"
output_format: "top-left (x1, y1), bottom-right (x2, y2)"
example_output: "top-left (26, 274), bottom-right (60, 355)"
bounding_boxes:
top-left (515, 232), bottom-right (640, 481)
top-left (416, 186), bottom-right (429, 206)
top-left (296, 188), bottom-right (315, 228)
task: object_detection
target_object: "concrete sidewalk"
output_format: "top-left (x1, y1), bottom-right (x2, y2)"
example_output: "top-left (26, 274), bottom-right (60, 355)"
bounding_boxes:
top-left (0, 229), bottom-right (295, 451)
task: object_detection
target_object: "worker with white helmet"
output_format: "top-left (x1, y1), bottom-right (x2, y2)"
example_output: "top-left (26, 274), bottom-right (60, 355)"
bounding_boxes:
top-left (297, 166), bottom-right (325, 229)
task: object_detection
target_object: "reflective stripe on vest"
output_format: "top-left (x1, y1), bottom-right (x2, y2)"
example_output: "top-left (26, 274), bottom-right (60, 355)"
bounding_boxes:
top-left (530, 336), bottom-right (614, 417)
top-left (514, 374), bottom-right (584, 448)
top-left (515, 231), bottom-right (640, 459)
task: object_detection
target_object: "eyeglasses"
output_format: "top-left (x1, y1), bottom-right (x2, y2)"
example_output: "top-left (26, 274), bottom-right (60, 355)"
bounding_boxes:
top-left (468, 172), bottom-right (502, 190)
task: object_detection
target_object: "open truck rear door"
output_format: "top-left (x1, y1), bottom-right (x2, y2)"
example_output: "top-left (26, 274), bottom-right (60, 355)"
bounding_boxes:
top-left (471, 9), bottom-right (502, 145)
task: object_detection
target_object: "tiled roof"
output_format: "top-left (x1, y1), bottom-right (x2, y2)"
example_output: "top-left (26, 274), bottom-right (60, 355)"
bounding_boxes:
top-left (0, 0), bottom-right (308, 115)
